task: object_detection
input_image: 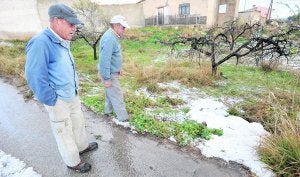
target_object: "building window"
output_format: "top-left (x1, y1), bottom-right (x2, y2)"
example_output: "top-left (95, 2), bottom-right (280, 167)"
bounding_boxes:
top-left (179, 3), bottom-right (190, 16)
top-left (219, 4), bottom-right (227, 13)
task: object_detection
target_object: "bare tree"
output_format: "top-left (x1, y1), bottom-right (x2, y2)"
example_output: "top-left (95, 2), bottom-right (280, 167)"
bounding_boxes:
top-left (73, 0), bottom-right (109, 60)
top-left (277, 2), bottom-right (299, 16)
top-left (165, 20), bottom-right (300, 76)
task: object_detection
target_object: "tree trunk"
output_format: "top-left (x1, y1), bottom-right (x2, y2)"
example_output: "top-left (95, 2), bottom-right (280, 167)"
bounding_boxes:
top-left (211, 44), bottom-right (217, 76)
top-left (93, 44), bottom-right (97, 60)
top-left (212, 65), bottom-right (217, 76)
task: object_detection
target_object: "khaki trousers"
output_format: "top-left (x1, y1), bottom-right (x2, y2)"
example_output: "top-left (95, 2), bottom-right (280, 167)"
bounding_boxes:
top-left (44, 96), bottom-right (88, 167)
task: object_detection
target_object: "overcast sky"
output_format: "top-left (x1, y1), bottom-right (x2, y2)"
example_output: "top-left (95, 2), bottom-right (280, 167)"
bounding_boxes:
top-left (239, 0), bottom-right (300, 19)
top-left (94, 0), bottom-right (300, 19)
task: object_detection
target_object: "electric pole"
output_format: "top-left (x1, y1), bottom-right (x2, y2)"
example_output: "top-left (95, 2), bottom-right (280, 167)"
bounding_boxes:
top-left (266, 0), bottom-right (273, 20)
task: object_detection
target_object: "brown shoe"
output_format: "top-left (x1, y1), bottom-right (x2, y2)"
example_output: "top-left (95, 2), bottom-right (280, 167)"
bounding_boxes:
top-left (79, 142), bottom-right (98, 155)
top-left (67, 161), bottom-right (91, 173)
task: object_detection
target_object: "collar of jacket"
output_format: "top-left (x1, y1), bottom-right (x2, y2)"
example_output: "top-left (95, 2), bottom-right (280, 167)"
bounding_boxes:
top-left (110, 28), bottom-right (120, 39)
top-left (45, 27), bottom-right (71, 49)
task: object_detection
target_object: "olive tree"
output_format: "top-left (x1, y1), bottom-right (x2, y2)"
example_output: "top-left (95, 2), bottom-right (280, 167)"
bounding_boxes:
top-left (165, 20), bottom-right (300, 76)
top-left (73, 0), bottom-right (109, 60)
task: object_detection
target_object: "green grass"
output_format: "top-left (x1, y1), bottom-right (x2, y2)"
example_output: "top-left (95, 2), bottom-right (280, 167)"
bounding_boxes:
top-left (82, 95), bottom-right (104, 114)
top-left (208, 64), bottom-right (300, 98)
top-left (81, 90), bottom-right (223, 146)
top-left (130, 113), bottom-right (223, 146)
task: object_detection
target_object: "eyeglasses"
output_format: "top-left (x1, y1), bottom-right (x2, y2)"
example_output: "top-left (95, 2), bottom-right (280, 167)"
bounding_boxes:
top-left (56, 17), bottom-right (76, 27)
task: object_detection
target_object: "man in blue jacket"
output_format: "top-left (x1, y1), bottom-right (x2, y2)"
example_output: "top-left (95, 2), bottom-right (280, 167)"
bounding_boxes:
top-left (25, 3), bottom-right (97, 173)
top-left (98, 15), bottom-right (130, 122)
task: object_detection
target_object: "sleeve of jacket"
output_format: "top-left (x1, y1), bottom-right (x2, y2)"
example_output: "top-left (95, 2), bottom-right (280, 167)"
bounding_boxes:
top-left (99, 37), bottom-right (113, 81)
top-left (25, 38), bottom-right (57, 106)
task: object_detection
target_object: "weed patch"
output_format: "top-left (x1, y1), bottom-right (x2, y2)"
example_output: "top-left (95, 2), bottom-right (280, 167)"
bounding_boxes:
top-left (130, 114), bottom-right (223, 146)
top-left (0, 40), bottom-right (26, 77)
top-left (258, 118), bottom-right (300, 176)
top-left (82, 96), bottom-right (105, 114)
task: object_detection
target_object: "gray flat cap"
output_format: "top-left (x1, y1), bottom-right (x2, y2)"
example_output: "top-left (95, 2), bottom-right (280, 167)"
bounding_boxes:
top-left (48, 3), bottom-right (83, 25)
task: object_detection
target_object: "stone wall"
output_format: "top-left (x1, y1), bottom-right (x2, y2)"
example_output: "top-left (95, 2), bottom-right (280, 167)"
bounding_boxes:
top-left (0, 0), bottom-right (144, 40)
top-left (0, 0), bottom-right (76, 40)
top-left (0, 0), bottom-right (42, 40)
top-left (99, 4), bottom-right (145, 28)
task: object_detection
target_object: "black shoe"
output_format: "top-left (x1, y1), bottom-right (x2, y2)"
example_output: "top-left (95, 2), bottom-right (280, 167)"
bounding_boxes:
top-left (79, 142), bottom-right (98, 155)
top-left (104, 113), bottom-right (113, 117)
top-left (118, 116), bottom-right (130, 122)
top-left (67, 161), bottom-right (91, 173)
top-left (118, 118), bottom-right (129, 122)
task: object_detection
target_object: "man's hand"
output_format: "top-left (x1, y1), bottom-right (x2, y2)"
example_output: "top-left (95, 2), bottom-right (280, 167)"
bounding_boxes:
top-left (104, 80), bottom-right (112, 88)
top-left (119, 70), bottom-right (124, 76)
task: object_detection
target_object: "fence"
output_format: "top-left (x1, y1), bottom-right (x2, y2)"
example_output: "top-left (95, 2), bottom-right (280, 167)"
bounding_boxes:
top-left (145, 14), bottom-right (207, 26)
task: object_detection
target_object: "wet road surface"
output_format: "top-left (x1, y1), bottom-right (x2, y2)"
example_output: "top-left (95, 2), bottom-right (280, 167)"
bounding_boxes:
top-left (0, 78), bottom-right (252, 177)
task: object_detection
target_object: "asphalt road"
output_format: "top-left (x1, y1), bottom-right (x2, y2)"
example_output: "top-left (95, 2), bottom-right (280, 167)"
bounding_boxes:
top-left (0, 78), bottom-right (252, 177)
